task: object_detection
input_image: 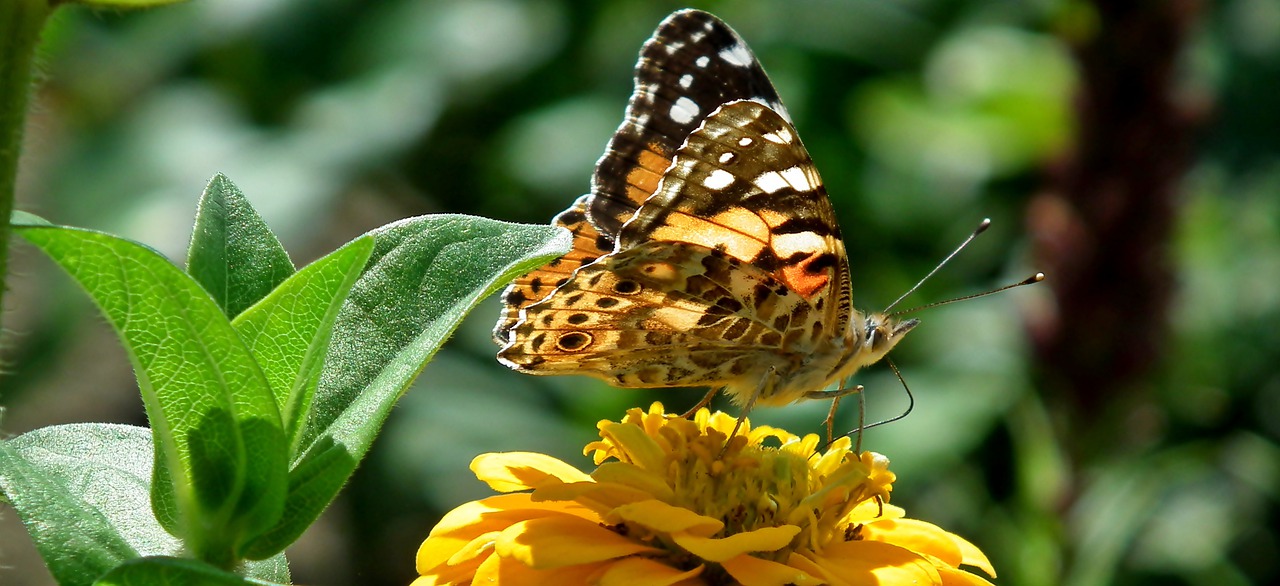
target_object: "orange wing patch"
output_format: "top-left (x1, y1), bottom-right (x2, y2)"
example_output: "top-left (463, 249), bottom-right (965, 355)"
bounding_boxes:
top-left (779, 251), bottom-right (831, 299)
top-left (493, 195), bottom-right (613, 344)
top-left (624, 145), bottom-right (674, 209)
top-left (649, 206), bottom-right (770, 263)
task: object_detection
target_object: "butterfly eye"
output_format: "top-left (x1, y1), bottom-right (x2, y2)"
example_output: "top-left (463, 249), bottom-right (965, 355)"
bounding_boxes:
top-left (556, 332), bottom-right (593, 352)
top-left (864, 319), bottom-right (885, 348)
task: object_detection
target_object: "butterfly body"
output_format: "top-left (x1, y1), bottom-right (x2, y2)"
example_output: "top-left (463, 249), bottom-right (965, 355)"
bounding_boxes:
top-left (495, 11), bottom-right (917, 408)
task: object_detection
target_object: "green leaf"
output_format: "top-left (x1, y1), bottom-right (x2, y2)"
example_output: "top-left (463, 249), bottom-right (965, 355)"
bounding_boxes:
top-left (15, 225), bottom-right (288, 565)
top-left (0, 425), bottom-right (289, 585)
top-left (10, 209), bottom-right (51, 226)
top-left (0, 425), bottom-right (147, 586)
top-left (188, 174), bottom-right (295, 318)
top-left (232, 236), bottom-right (375, 454)
top-left (240, 215), bottom-right (569, 558)
top-left (94, 556), bottom-right (282, 586)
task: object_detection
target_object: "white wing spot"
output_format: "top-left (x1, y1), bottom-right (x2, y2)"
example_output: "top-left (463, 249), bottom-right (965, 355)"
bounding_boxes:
top-left (665, 41), bottom-right (685, 55)
top-left (718, 152), bottom-right (735, 164)
top-left (703, 169), bottom-right (735, 190)
top-left (696, 55), bottom-right (711, 68)
top-left (719, 43), bottom-right (754, 67)
top-left (754, 171), bottom-right (789, 193)
top-left (691, 31), bottom-right (706, 43)
top-left (772, 231), bottom-right (826, 258)
top-left (669, 97), bottom-right (700, 124)
top-left (738, 137), bottom-right (754, 147)
top-left (762, 127), bottom-right (794, 144)
top-left (781, 165), bottom-right (817, 191)
top-left (679, 74), bottom-right (693, 89)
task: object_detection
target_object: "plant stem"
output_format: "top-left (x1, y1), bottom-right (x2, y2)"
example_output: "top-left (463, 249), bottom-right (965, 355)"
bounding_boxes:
top-left (0, 0), bottom-right (51, 326)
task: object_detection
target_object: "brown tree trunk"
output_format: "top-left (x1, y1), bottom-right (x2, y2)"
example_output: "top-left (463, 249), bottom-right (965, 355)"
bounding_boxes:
top-left (1028, 0), bottom-right (1202, 453)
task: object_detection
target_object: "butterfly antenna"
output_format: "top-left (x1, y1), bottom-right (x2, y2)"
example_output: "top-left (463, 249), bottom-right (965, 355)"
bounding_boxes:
top-left (889, 272), bottom-right (1045, 318)
top-left (883, 218), bottom-right (991, 314)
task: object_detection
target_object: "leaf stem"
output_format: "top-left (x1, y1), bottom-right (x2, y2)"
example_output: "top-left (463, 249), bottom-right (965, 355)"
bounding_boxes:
top-left (0, 0), bottom-right (51, 328)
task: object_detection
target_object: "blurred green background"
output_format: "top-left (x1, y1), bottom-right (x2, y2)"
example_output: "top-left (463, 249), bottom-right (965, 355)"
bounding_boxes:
top-left (2, 0), bottom-right (1278, 585)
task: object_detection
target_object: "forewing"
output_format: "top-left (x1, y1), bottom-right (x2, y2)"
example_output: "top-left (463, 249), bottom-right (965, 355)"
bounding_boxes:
top-left (498, 10), bottom-right (792, 344)
top-left (619, 100), bottom-right (854, 336)
top-left (590, 9), bottom-right (790, 238)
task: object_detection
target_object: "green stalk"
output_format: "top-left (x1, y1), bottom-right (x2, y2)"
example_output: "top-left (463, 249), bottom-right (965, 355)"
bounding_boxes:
top-left (0, 0), bottom-right (51, 323)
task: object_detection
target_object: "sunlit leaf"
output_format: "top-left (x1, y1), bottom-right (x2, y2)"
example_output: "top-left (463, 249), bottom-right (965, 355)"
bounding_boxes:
top-left (15, 220), bottom-right (287, 564)
top-left (0, 426), bottom-right (144, 586)
top-left (240, 216), bottom-right (570, 558)
top-left (187, 173), bottom-right (295, 318)
top-left (233, 235), bottom-right (375, 453)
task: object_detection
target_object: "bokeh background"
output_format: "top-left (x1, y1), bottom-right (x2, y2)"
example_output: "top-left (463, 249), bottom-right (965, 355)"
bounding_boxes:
top-left (3, 0), bottom-right (1278, 584)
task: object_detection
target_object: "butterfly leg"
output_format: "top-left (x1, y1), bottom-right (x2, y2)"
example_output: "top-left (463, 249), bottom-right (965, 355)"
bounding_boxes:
top-left (823, 396), bottom-right (841, 447)
top-left (854, 389), bottom-right (866, 453)
top-left (802, 384), bottom-right (864, 402)
top-left (720, 371), bottom-right (776, 457)
top-left (806, 383), bottom-right (865, 451)
top-left (680, 386), bottom-right (721, 418)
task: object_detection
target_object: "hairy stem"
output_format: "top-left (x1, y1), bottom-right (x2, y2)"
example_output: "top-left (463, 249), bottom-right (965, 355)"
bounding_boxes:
top-left (0, 0), bottom-right (51, 329)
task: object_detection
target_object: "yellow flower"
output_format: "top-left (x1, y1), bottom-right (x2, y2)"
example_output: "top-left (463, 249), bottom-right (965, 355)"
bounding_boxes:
top-left (414, 403), bottom-right (997, 585)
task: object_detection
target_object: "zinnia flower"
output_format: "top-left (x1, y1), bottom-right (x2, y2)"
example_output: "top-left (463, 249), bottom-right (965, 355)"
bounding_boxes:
top-left (414, 403), bottom-right (996, 585)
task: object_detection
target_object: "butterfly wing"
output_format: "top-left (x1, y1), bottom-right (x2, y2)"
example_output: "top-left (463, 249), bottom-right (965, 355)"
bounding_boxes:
top-left (589, 9), bottom-right (790, 238)
top-left (497, 242), bottom-right (789, 393)
top-left (500, 101), bottom-right (855, 406)
top-left (497, 9), bottom-right (788, 343)
top-left (493, 195), bottom-right (615, 343)
top-left (620, 100), bottom-right (854, 339)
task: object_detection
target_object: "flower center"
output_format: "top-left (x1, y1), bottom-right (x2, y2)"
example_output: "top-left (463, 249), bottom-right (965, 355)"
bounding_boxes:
top-left (670, 432), bottom-right (814, 542)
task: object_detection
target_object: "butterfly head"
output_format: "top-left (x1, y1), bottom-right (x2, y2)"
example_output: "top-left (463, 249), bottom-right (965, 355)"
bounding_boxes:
top-left (860, 313), bottom-right (919, 365)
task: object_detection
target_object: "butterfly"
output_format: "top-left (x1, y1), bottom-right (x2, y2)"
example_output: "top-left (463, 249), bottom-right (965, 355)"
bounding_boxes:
top-left (493, 9), bottom-right (917, 411)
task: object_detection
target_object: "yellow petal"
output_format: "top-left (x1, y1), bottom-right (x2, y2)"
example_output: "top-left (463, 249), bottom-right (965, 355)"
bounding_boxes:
top-left (861, 518), bottom-right (963, 568)
top-left (935, 558), bottom-right (996, 586)
top-left (472, 550), bottom-right (605, 585)
top-left (814, 540), bottom-right (942, 585)
top-left (611, 499), bottom-right (724, 536)
top-left (595, 557), bottom-right (705, 586)
top-left (596, 421), bottom-right (668, 470)
top-left (472, 452), bottom-right (592, 492)
top-left (427, 547), bottom-right (489, 586)
top-left (785, 552), bottom-right (843, 586)
top-left (417, 494), bottom-right (596, 571)
top-left (697, 408), bottom-right (744, 436)
top-left (533, 480), bottom-right (655, 514)
top-left (496, 515), bottom-right (661, 569)
top-left (673, 525), bottom-right (801, 562)
top-left (844, 500), bottom-right (905, 524)
top-left (950, 531), bottom-right (997, 578)
top-left (592, 461), bottom-right (677, 501)
top-left (722, 553), bottom-right (824, 586)
top-left (445, 531), bottom-right (498, 566)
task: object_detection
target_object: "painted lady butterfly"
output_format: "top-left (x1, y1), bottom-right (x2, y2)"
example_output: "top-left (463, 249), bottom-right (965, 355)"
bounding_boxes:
top-left (493, 9), bottom-right (918, 411)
